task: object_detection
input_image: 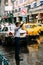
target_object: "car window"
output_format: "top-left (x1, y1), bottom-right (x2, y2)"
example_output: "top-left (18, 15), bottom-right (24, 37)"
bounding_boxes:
top-left (2, 27), bottom-right (8, 31)
top-left (25, 25), bottom-right (31, 28)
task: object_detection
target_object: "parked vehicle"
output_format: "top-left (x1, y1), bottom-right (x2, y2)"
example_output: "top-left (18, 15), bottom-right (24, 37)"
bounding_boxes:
top-left (22, 23), bottom-right (40, 39)
top-left (0, 24), bottom-right (27, 45)
top-left (0, 25), bottom-right (15, 45)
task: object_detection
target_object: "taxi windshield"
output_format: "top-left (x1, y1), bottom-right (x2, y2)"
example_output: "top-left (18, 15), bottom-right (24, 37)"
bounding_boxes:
top-left (25, 25), bottom-right (32, 28)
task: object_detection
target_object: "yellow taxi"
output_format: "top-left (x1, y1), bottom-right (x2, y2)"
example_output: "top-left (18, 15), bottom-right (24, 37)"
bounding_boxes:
top-left (22, 23), bottom-right (39, 36)
top-left (34, 23), bottom-right (43, 33)
top-left (32, 24), bottom-right (41, 34)
top-left (28, 23), bottom-right (42, 34)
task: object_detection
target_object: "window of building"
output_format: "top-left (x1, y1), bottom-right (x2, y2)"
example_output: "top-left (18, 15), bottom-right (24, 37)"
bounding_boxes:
top-left (16, 1), bottom-right (18, 5)
top-left (23, 0), bottom-right (26, 2)
top-left (26, 5), bottom-right (31, 10)
top-left (15, 9), bottom-right (17, 12)
top-left (40, 1), bottom-right (43, 6)
top-left (18, 0), bottom-right (20, 4)
top-left (34, 2), bottom-right (37, 8)
top-left (4, 0), bottom-right (8, 6)
top-left (20, 0), bottom-right (23, 3)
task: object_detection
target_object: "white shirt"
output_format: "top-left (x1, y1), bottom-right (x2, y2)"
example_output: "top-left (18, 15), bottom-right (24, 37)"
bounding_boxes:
top-left (14, 26), bottom-right (20, 37)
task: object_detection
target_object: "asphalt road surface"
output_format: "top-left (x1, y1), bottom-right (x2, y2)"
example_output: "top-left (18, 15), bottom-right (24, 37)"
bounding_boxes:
top-left (0, 35), bottom-right (43, 65)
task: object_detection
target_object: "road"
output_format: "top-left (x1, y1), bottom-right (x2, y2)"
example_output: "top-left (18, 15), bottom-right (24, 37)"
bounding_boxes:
top-left (0, 35), bottom-right (43, 65)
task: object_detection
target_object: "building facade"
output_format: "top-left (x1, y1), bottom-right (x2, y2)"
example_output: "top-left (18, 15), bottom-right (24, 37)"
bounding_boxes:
top-left (0, 0), bottom-right (1, 16)
top-left (0, 0), bottom-right (13, 18)
top-left (0, 0), bottom-right (5, 17)
top-left (0, 0), bottom-right (43, 23)
top-left (14, 0), bottom-right (43, 23)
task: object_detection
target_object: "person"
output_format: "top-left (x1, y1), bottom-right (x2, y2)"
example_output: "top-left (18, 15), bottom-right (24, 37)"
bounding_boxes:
top-left (14, 22), bottom-right (23, 65)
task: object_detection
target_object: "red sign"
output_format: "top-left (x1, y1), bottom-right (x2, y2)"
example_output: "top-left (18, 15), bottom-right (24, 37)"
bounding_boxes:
top-left (21, 8), bottom-right (27, 15)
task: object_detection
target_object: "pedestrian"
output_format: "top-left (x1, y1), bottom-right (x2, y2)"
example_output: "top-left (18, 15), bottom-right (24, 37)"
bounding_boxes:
top-left (14, 22), bottom-right (23, 65)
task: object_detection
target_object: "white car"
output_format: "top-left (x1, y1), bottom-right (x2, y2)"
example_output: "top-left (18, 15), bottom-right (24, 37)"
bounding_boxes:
top-left (0, 25), bottom-right (15, 45)
top-left (0, 25), bottom-right (27, 45)
top-left (19, 28), bottom-right (27, 38)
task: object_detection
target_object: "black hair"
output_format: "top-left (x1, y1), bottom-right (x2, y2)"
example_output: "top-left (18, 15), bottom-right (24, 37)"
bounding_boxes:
top-left (15, 22), bottom-right (20, 25)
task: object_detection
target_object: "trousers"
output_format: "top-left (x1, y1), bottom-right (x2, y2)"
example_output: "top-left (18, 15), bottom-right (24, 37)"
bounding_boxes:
top-left (15, 37), bottom-right (20, 62)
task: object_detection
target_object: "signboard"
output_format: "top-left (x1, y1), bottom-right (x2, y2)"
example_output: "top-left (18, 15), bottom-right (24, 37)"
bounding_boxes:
top-left (5, 6), bottom-right (13, 11)
top-left (21, 8), bottom-right (27, 16)
top-left (21, 7), bottom-right (27, 22)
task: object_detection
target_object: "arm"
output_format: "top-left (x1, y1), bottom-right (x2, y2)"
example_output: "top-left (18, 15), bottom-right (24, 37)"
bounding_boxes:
top-left (20, 23), bottom-right (24, 27)
top-left (15, 23), bottom-right (24, 31)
